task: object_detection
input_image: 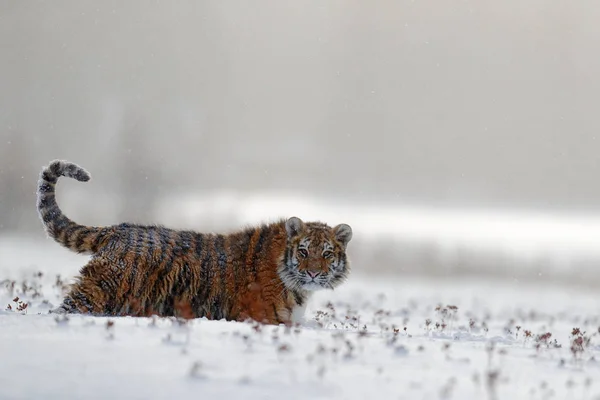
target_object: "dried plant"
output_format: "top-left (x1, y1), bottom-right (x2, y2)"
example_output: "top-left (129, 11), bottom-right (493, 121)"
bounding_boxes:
top-left (189, 361), bottom-right (206, 380)
top-left (106, 319), bottom-right (115, 340)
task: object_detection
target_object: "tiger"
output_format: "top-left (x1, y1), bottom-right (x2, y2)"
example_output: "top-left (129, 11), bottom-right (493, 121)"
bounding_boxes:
top-left (36, 160), bottom-right (352, 325)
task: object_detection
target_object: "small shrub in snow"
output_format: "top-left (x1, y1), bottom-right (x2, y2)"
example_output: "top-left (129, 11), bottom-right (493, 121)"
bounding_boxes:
top-left (106, 319), bottom-right (115, 340)
top-left (189, 361), bottom-right (206, 380)
top-left (570, 327), bottom-right (592, 361)
top-left (5, 296), bottom-right (28, 314)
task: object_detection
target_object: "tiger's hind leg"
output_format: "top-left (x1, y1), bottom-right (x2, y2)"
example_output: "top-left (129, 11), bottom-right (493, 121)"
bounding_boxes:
top-left (52, 258), bottom-right (118, 315)
top-left (51, 288), bottom-right (99, 315)
top-left (49, 301), bottom-right (72, 314)
top-left (48, 306), bottom-right (67, 314)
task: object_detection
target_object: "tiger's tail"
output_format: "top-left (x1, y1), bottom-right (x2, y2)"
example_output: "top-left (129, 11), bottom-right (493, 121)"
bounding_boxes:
top-left (37, 160), bottom-right (109, 254)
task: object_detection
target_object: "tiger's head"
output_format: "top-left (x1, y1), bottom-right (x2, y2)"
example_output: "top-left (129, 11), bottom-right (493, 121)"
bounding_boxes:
top-left (279, 216), bottom-right (352, 292)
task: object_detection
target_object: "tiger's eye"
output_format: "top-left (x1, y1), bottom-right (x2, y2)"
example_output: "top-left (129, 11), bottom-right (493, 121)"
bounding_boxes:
top-left (323, 251), bottom-right (333, 259)
top-left (298, 248), bottom-right (308, 258)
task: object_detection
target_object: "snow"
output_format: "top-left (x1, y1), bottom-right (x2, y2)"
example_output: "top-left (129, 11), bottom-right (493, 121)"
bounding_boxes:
top-left (1, 238), bottom-right (599, 400)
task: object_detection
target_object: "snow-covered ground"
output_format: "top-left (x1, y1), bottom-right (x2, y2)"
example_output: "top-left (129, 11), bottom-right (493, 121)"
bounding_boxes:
top-left (1, 237), bottom-right (599, 400)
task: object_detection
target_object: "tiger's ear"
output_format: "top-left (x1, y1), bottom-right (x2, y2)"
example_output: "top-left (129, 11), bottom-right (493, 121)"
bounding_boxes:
top-left (333, 223), bottom-right (352, 247)
top-left (285, 217), bottom-right (305, 238)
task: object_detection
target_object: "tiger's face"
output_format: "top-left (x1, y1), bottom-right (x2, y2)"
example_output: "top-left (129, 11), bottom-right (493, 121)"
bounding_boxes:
top-left (279, 217), bottom-right (352, 292)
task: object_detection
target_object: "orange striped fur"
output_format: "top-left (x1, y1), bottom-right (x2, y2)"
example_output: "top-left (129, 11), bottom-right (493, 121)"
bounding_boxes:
top-left (37, 160), bottom-right (352, 324)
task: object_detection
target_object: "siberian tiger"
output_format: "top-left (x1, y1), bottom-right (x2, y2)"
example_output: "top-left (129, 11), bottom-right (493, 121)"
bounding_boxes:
top-left (36, 160), bottom-right (352, 325)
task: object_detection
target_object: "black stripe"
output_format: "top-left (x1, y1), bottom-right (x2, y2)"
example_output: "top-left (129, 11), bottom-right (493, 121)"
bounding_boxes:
top-left (62, 297), bottom-right (76, 312)
top-left (124, 226), bottom-right (136, 250)
top-left (340, 253), bottom-right (347, 267)
top-left (234, 230), bottom-right (253, 304)
top-left (41, 210), bottom-right (54, 224)
top-left (175, 262), bottom-right (191, 300)
top-left (38, 182), bottom-right (55, 194)
top-left (171, 231), bottom-right (193, 312)
top-left (49, 162), bottom-right (62, 176)
top-left (283, 245), bottom-right (293, 267)
top-left (215, 235), bottom-right (227, 286)
top-left (74, 228), bottom-right (91, 251)
top-left (211, 297), bottom-right (223, 320)
top-left (192, 233), bottom-right (209, 310)
top-left (38, 192), bottom-right (55, 207)
top-left (251, 226), bottom-right (268, 280)
top-left (64, 163), bottom-right (77, 176)
top-left (272, 304), bottom-right (279, 324)
top-left (175, 230), bottom-right (192, 256)
top-left (292, 289), bottom-right (304, 307)
top-left (162, 298), bottom-right (175, 316)
top-left (212, 234), bottom-right (227, 319)
top-left (200, 236), bottom-right (214, 303)
top-left (215, 235), bottom-right (227, 270)
top-left (74, 292), bottom-right (93, 312)
top-left (134, 228), bottom-right (160, 298)
top-left (151, 232), bottom-right (178, 314)
top-left (61, 223), bottom-right (79, 246)
top-left (91, 228), bottom-right (108, 253)
top-left (55, 215), bottom-right (70, 231)
top-left (41, 170), bottom-right (58, 184)
top-left (123, 228), bottom-right (142, 304)
top-left (194, 232), bottom-right (204, 260)
top-left (150, 228), bottom-right (171, 280)
top-left (103, 281), bottom-right (117, 315)
top-left (69, 227), bottom-right (85, 250)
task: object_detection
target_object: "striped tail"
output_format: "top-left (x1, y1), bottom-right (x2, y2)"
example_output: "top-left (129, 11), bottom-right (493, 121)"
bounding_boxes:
top-left (37, 160), bottom-right (109, 254)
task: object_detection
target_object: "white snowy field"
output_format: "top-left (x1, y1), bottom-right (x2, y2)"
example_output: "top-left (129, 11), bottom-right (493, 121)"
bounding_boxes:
top-left (1, 238), bottom-right (600, 400)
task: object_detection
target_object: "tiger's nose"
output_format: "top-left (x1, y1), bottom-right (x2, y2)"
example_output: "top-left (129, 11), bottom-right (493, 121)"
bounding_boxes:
top-left (306, 270), bottom-right (320, 278)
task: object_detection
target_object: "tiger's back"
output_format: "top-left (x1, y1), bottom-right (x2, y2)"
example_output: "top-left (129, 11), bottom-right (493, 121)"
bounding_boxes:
top-left (37, 160), bottom-right (352, 325)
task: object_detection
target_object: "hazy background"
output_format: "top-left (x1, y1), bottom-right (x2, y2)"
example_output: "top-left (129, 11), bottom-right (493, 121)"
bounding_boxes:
top-left (1, 1), bottom-right (600, 285)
